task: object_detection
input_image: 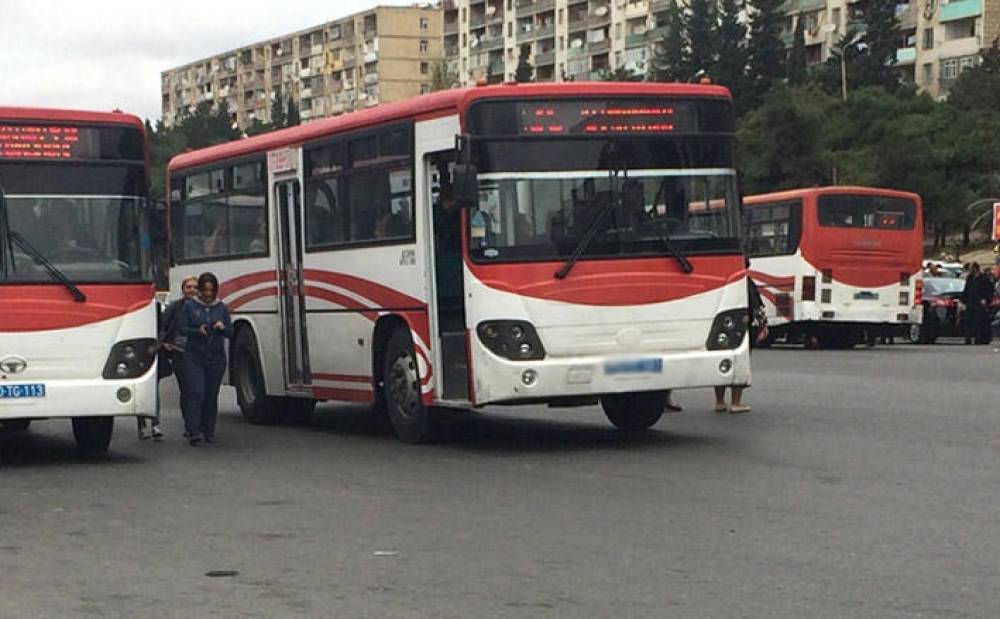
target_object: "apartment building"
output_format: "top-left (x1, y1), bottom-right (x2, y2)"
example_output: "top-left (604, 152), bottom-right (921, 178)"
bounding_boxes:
top-left (781, 0), bottom-right (998, 98)
top-left (443, 0), bottom-right (671, 84)
top-left (160, 5), bottom-right (442, 129)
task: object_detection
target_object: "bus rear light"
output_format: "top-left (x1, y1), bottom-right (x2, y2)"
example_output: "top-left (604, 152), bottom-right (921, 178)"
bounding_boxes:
top-left (476, 321), bottom-right (546, 361)
top-left (102, 338), bottom-right (157, 379)
top-left (899, 291), bottom-right (909, 306)
top-left (915, 279), bottom-right (923, 305)
top-left (822, 269), bottom-right (833, 284)
top-left (802, 276), bottom-right (816, 301)
top-left (706, 309), bottom-right (749, 350)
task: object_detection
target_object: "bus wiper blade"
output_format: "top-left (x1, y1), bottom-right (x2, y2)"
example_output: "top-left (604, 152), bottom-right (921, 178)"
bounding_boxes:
top-left (554, 199), bottom-right (617, 280)
top-left (9, 231), bottom-right (87, 302)
top-left (659, 234), bottom-right (694, 274)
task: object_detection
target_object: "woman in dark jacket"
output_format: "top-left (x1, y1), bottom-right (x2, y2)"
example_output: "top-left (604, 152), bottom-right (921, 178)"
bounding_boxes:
top-left (177, 272), bottom-right (233, 445)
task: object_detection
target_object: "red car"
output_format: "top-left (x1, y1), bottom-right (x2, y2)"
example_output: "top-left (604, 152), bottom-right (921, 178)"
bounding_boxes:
top-left (911, 274), bottom-right (1000, 343)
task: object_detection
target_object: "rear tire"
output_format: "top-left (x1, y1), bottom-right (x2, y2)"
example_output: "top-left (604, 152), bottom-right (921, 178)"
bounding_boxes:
top-left (72, 417), bottom-right (113, 453)
top-left (601, 391), bottom-right (666, 432)
top-left (382, 327), bottom-right (432, 443)
top-left (1, 419), bottom-right (31, 432)
top-left (233, 328), bottom-right (280, 424)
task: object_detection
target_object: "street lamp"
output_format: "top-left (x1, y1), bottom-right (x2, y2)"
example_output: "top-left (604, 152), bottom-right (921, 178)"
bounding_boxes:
top-left (824, 24), bottom-right (866, 101)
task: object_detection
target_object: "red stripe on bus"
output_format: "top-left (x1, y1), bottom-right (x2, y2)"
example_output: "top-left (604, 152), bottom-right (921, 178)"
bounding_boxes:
top-left (749, 271), bottom-right (795, 289)
top-left (303, 269), bottom-right (423, 309)
top-left (219, 271), bottom-right (276, 299)
top-left (312, 373), bottom-right (372, 384)
top-left (310, 386), bottom-right (374, 403)
top-left (0, 284), bottom-right (153, 332)
top-left (465, 255), bottom-right (745, 306)
top-left (226, 285), bottom-right (279, 312)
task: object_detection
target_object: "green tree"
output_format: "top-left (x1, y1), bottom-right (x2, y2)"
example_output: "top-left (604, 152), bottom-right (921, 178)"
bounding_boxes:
top-left (286, 97), bottom-right (301, 127)
top-left (852, 0), bottom-right (900, 90)
top-left (602, 66), bottom-right (642, 81)
top-left (648, 0), bottom-right (687, 82)
top-left (514, 45), bottom-right (534, 82)
top-left (786, 13), bottom-right (808, 86)
top-left (430, 58), bottom-right (458, 91)
top-left (270, 91), bottom-right (287, 128)
top-left (686, 0), bottom-right (716, 80)
top-left (714, 0), bottom-right (749, 106)
top-left (746, 0), bottom-right (787, 106)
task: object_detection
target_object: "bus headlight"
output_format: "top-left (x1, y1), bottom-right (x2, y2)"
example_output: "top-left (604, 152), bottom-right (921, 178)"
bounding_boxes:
top-left (706, 310), bottom-right (749, 351)
top-left (477, 320), bottom-right (546, 361)
top-left (103, 338), bottom-right (157, 379)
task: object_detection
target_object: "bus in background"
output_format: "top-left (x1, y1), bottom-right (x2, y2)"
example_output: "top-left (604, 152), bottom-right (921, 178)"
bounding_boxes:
top-left (167, 82), bottom-right (749, 443)
top-left (0, 107), bottom-right (156, 452)
top-left (744, 186), bottom-right (923, 349)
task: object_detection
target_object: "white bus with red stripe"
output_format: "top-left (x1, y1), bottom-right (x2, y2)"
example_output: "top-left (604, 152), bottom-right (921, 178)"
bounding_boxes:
top-left (167, 82), bottom-right (750, 442)
top-left (744, 186), bottom-right (923, 348)
top-left (0, 107), bottom-right (157, 452)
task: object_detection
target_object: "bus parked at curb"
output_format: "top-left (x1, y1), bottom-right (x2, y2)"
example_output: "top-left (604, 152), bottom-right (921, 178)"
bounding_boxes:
top-left (0, 107), bottom-right (157, 452)
top-left (167, 82), bottom-right (750, 442)
top-left (744, 186), bottom-right (923, 349)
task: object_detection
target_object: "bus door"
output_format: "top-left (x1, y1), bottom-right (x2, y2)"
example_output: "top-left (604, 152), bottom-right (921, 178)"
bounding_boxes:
top-left (426, 152), bottom-right (468, 401)
top-left (273, 176), bottom-right (312, 392)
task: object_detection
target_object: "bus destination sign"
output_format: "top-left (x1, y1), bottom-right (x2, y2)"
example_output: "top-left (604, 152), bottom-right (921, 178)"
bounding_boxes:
top-left (518, 102), bottom-right (676, 135)
top-left (0, 124), bottom-right (82, 160)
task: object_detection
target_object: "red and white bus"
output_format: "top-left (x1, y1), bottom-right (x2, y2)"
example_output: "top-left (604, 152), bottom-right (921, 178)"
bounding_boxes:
top-left (744, 186), bottom-right (923, 348)
top-left (167, 82), bottom-right (750, 442)
top-left (0, 107), bottom-right (157, 451)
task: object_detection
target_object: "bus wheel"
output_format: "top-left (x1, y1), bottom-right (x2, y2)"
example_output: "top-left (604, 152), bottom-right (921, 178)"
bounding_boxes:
top-left (1, 419), bottom-right (31, 432)
top-left (601, 391), bottom-right (665, 432)
top-left (233, 328), bottom-right (279, 425)
top-left (383, 327), bottom-right (431, 443)
top-left (72, 417), bottom-right (113, 453)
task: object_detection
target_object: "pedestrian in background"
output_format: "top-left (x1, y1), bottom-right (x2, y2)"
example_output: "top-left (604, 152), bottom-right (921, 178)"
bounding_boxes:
top-left (140, 275), bottom-right (200, 441)
top-left (177, 272), bottom-right (232, 446)
top-left (714, 262), bottom-right (766, 414)
top-left (962, 263), bottom-right (992, 345)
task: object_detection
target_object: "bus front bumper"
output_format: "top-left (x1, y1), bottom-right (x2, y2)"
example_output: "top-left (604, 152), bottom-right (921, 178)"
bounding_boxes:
top-left (0, 371), bottom-right (156, 421)
top-left (471, 343), bottom-right (751, 406)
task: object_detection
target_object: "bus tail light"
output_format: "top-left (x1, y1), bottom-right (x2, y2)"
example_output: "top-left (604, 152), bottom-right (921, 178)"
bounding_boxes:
top-left (706, 309), bottom-right (749, 350)
top-left (899, 291), bottom-right (910, 306)
top-left (914, 279), bottom-right (923, 306)
top-left (102, 338), bottom-right (157, 379)
top-left (802, 276), bottom-right (816, 301)
top-left (476, 321), bottom-right (546, 360)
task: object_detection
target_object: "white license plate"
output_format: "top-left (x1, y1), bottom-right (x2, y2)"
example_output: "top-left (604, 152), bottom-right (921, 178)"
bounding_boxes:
top-left (604, 358), bottom-right (663, 375)
top-left (0, 384), bottom-right (46, 399)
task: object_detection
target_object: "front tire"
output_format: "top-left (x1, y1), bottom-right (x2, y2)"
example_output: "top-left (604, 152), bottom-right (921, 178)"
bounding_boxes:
top-left (233, 328), bottom-right (280, 424)
top-left (72, 417), bottom-right (113, 453)
top-left (601, 391), bottom-right (666, 432)
top-left (1, 419), bottom-right (31, 432)
top-left (382, 327), bottom-right (431, 443)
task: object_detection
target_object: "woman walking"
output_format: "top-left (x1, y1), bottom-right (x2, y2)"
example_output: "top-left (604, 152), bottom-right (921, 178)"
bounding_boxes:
top-left (177, 272), bottom-right (233, 446)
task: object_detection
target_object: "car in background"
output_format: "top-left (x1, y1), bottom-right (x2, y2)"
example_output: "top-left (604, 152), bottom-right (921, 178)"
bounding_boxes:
top-left (923, 261), bottom-right (964, 279)
top-left (910, 277), bottom-right (966, 343)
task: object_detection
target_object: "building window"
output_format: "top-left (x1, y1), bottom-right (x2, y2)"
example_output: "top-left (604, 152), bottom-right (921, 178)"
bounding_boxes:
top-left (420, 39), bottom-right (429, 53)
top-left (922, 28), bottom-right (934, 50)
top-left (831, 7), bottom-right (841, 33)
top-left (420, 83), bottom-right (430, 94)
top-left (420, 62), bottom-right (429, 74)
top-left (420, 17), bottom-right (429, 31)
top-left (944, 17), bottom-right (976, 41)
top-left (941, 57), bottom-right (959, 80)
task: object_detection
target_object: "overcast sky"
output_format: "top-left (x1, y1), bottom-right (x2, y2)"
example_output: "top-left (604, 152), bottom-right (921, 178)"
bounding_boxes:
top-left (0, 1), bottom-right (422, 123)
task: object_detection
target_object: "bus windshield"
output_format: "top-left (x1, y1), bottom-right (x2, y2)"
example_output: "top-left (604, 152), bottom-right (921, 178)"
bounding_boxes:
top-left (817, 194), bottom-right (917, 230)
top-left (0, 193), bottom-right (150, 283)
top-left (467, 153), bottom-right (739, 262)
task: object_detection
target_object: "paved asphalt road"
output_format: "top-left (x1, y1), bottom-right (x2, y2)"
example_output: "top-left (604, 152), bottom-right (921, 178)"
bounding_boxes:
top-left (1, 343), bottom-right (998, 618)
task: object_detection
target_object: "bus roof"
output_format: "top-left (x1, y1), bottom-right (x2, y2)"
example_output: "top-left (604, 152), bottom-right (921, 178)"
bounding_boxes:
top-left (0, 106), bottom-right (144, 130)
top-left (168, 81), bottom-right (732, 173)
top-left (744, 186), bottom-right (922, 206)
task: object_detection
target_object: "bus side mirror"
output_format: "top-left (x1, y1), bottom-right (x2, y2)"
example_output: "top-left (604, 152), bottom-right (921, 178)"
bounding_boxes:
top-left (453, 163), bottom-right (479, 209)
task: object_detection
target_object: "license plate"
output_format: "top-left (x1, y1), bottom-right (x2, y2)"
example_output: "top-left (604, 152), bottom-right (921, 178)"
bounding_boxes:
top-left (604, 358), bottom-right (663, 375)
top-left (0, 384), bottom-right (46, 399)
top-left (854, 291), bottom-right (879, 301)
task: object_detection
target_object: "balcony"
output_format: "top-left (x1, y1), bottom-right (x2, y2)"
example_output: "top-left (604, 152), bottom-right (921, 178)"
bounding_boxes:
top-left (625, 32), bottom-right (646, 48)
top-left (364, 73), bottom-right (379, 85)
top-left (517, 28), bottom-right (536, 42)
top-left (481, 36), bottom-right (504, 51)
top-left (535, 50), bottom-right (555, 65)
top-left (444, 20), bottom-right (459, 35)
top-left (651, 0), bottom-right (670, 12)
top-left (445, 46), bottom-right (459, 58)
top-left (589, 39), bottom-right (610, 54)
top-left (568, 16), bottom-right (588, 32)
top-left (589, 11), bottom-right (611, 27)
top-left (940, 0), bottom-right (981, 22)
top-left (646, 26), bottom-right (670, 41)
top-left (896, 47), bottom-right (917, 65)
top-left (535, 0), bottom-right (555, 10)
top-left (624, 1), bottom-right (648, 19)
top-left (488, 58), bottom-right (506, 76)
top-left (780, 0), bottom-right (826, 11)
top-left (471, 13), bottom-right (487, 27)
top-left (534, 24), bottom-right (555, 38)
